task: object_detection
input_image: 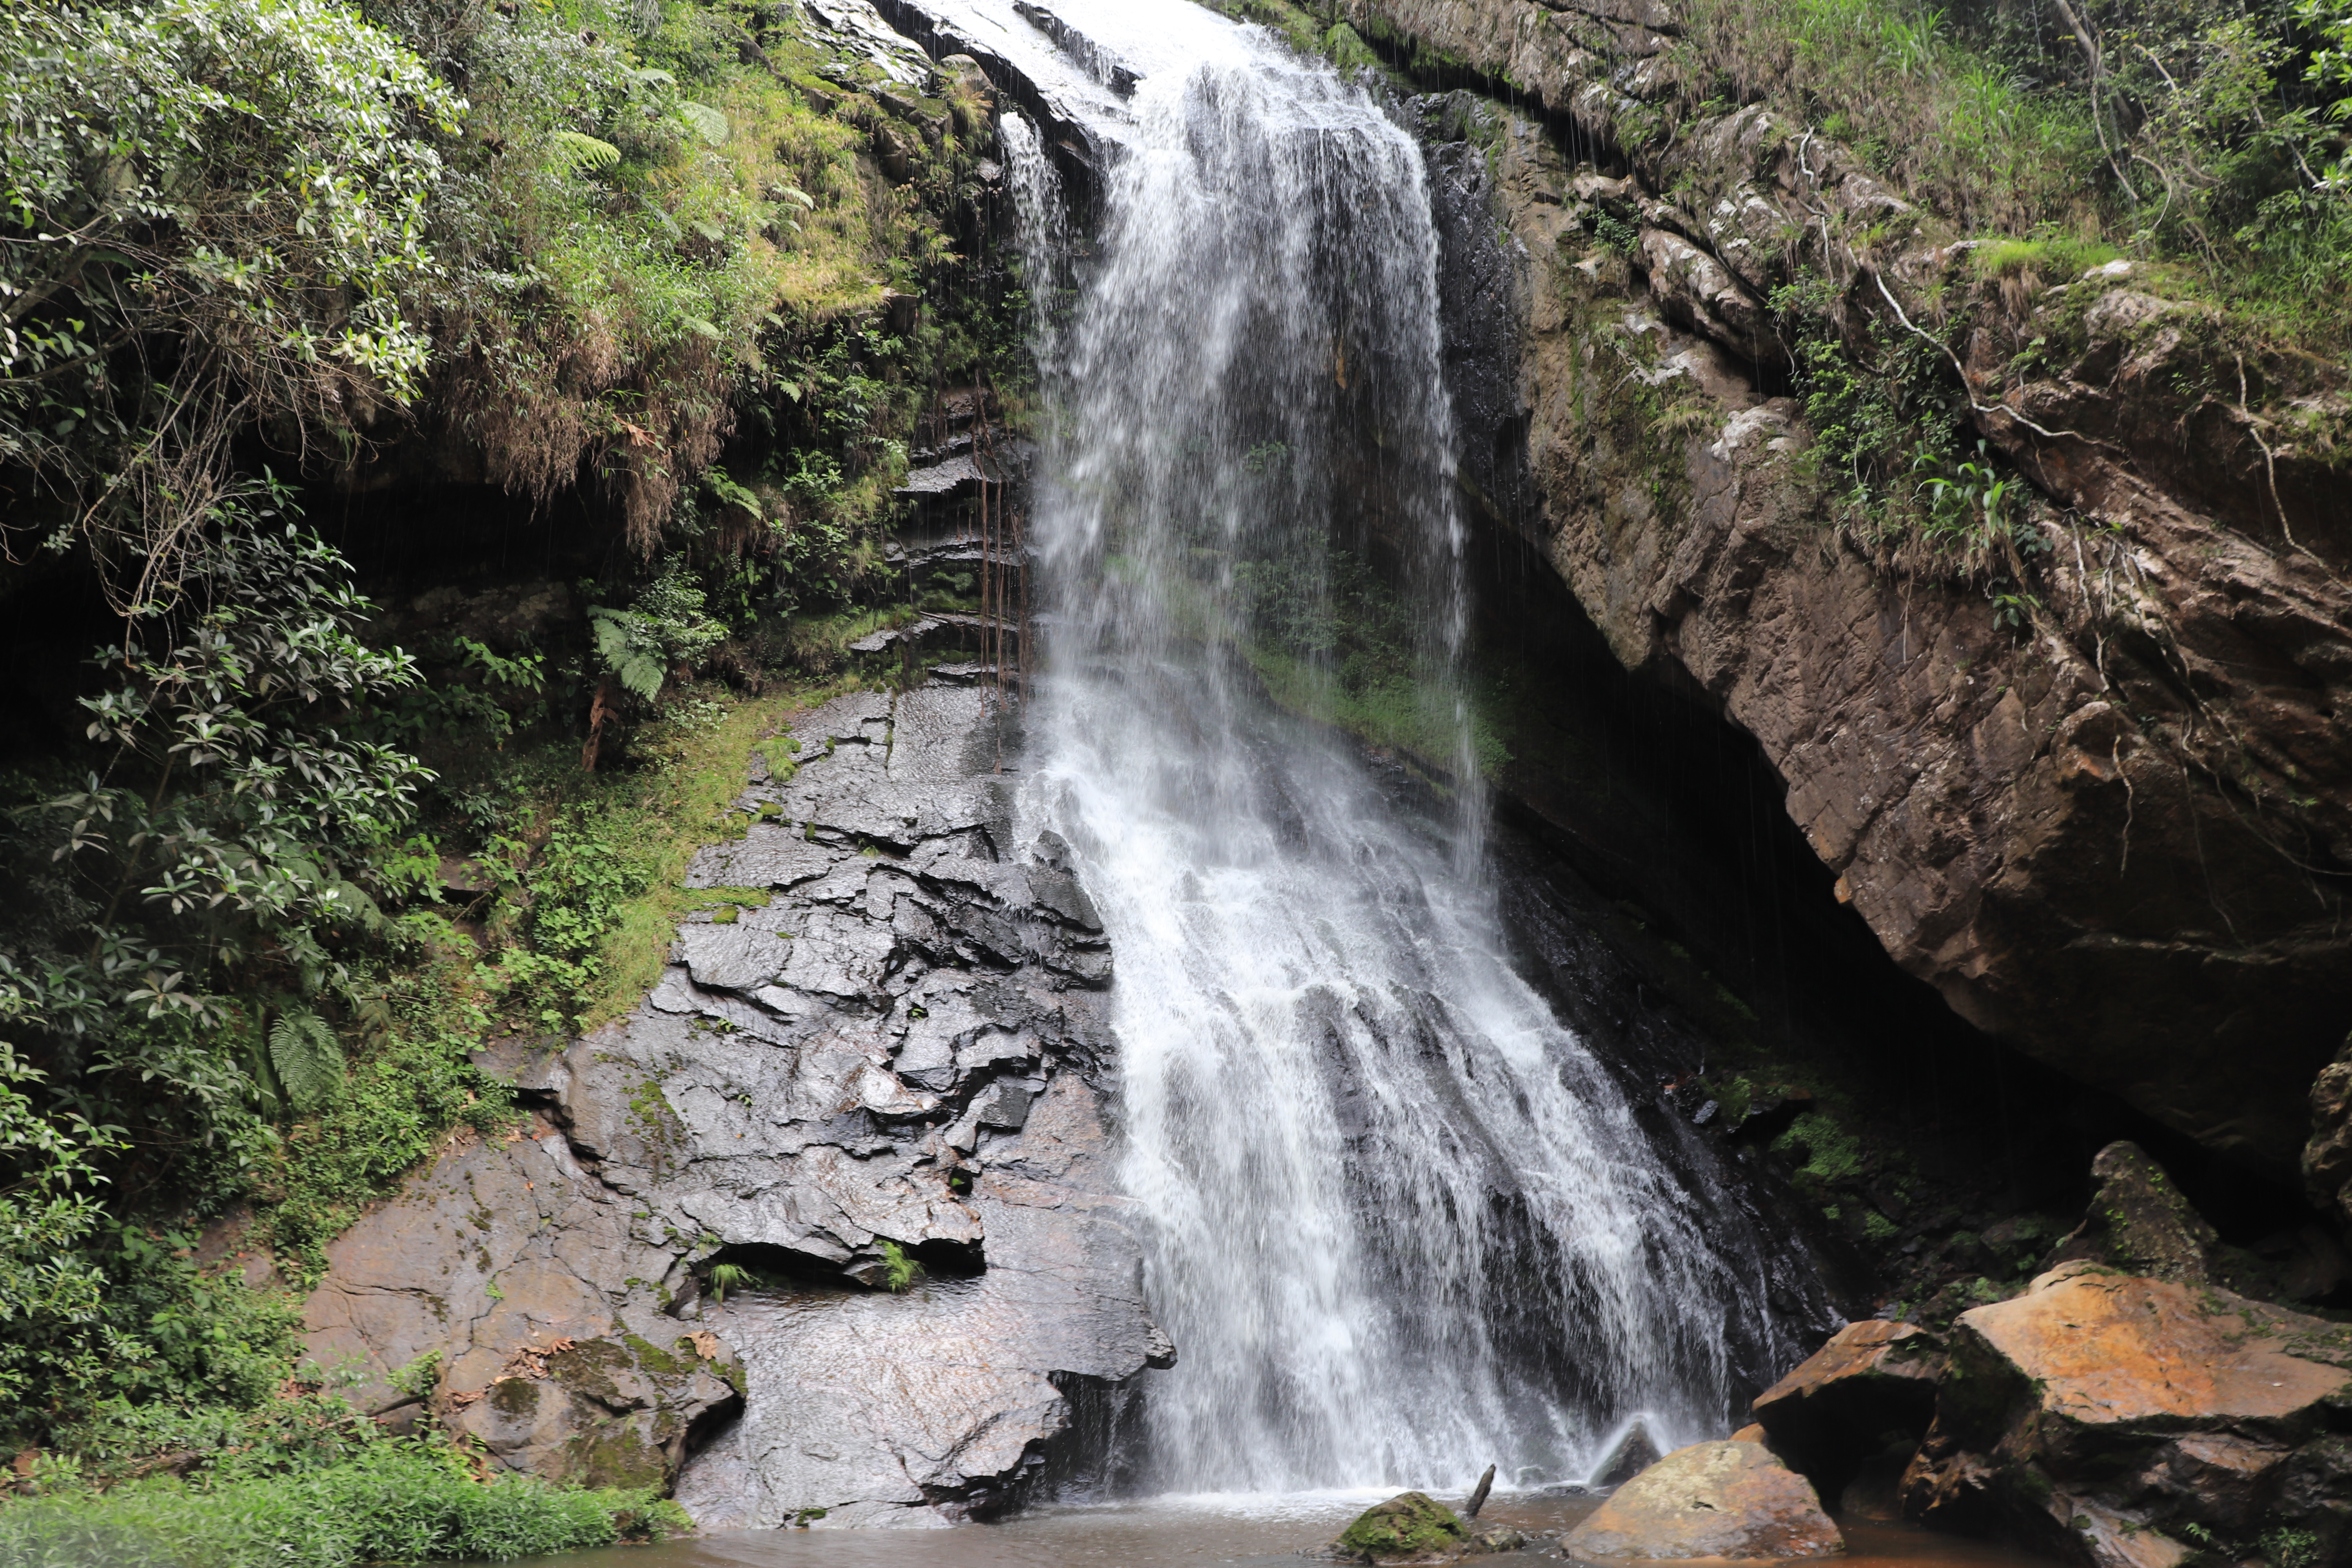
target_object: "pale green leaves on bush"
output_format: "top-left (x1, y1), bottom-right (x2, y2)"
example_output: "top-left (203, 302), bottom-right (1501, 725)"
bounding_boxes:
top-left (588, 561), bottom-right (728, 701)
top-left (677, 101), bottom-right (729, 145)
top-left (0, 0), bottom-right (459, 600)
top-left (546, 128), bottom-right (623, 173)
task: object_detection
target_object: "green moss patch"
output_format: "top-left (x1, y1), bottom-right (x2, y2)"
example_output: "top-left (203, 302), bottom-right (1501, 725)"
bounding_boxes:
top-left (1332, 1492), bottom-right (1469, 1562)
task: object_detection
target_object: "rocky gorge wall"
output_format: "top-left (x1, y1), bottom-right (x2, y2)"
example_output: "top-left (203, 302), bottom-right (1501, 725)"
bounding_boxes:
top-left (274, 0), bottom-right (2352, 1527)
top-left (1325, 0), bottom-right (2352, 1187)
top-left (301, 685), bottom-right (1172, 1524)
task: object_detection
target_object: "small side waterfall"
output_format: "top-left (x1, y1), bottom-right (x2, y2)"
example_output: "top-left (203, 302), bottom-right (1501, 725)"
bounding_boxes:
top-left (1003, 13), bottom-right (1809, 1495)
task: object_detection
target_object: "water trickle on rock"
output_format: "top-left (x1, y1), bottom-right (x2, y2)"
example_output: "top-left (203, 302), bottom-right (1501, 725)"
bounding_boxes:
top-left (1001, 15), bottom-right (1804, 1495)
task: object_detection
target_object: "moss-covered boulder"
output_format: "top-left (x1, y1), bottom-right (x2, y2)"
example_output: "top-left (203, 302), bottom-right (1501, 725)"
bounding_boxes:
top-left (2043, 1141), bottom-right (2220, 1283)
top-left (1330, 1492), bottom-right (1470, 1562)
top-left (1905, 1262), bottom-right (2352, 1567)
top-left (443, 1330), bottom-right (744, 1492)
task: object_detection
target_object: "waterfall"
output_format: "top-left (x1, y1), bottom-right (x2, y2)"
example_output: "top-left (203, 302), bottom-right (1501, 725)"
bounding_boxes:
top-left (1001, 16), bottom-right (1802, 1497)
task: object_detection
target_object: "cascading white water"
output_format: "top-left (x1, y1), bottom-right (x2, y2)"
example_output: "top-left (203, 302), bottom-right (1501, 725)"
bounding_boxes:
top-left (1004, 13), bottom-right (1803, 1495)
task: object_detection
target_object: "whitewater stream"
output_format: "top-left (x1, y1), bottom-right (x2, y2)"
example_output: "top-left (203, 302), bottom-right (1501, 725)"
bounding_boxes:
top-left (1002, 14), bottom-right (1806, 1493)
top-left (534, 0), bottom-right (1880, 1555)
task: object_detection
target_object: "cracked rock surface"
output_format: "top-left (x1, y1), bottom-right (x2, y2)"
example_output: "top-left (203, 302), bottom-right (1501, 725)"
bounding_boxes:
top-left (301, 684), bottom-right (1167, 1526)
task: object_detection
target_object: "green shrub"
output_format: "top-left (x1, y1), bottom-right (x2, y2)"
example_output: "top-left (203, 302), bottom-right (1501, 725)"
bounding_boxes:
top-left (0, 1444), bottom-right (683, 1568)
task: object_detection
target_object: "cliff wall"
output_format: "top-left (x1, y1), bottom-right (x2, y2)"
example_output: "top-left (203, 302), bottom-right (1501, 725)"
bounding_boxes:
top-left (1339, 0), bottom-right (2352, 1179)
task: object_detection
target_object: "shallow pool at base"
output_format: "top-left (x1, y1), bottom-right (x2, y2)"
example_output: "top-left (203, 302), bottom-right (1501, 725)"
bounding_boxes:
top-left (517, 1494), bottom-right (2053, 1568)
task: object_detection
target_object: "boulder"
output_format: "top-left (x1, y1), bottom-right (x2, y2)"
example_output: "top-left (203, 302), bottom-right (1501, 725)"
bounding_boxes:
top-left (1902, 1262), bottom-right (2352, 1568)
top-left (1328, 1492), bottom-right (1470, 1562)
top-left (1564, 1441), bottom-right (1845, 1561)
top-left (1752, 1319), bottom-right (1944, 1502)
top-left (1589, 1415), bottom-right (1665, 1486)
top-left (2043, 1142), bottom-right (2220, 1283)
top-left (446, 1334), bottom-right (744, 1490)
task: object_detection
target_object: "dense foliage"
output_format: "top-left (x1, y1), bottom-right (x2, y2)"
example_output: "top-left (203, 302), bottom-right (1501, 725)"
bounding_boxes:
top-left (0, 0), bottom-right (457, 606)
top-left (1668, 0), bottom-right (2352, 327)
top-left (0, 0), bottom-right (1011, 1541)
top-left (0, 1438), bottom-right (683, 1566)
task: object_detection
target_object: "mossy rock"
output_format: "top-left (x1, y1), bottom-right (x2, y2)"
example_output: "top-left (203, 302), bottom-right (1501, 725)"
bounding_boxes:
top-left (1331, 1492), bottom-right (1470, 1562)
top-left (488, 1376), bottom-right (542, 1417)
top-left (563, 1419), bottom-right (669, 1491)
top-left (548, 1338), bottom-right (639, 1405)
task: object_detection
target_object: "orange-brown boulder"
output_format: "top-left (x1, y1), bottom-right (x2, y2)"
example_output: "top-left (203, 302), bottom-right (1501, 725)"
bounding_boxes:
top-left (1752, 1319), bottom-right (1943, 1502)
top-left (1903, 1262), bottom-right (2352, 1568)
top-left (1564, 1441), bottom-right (1844, 1561)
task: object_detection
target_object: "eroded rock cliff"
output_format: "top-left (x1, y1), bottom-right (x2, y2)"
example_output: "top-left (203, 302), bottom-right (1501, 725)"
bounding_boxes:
top-left (302, 686), bottom-right (1171, 1524)
top-left (1336, 0), bottom-right (2352, 1175)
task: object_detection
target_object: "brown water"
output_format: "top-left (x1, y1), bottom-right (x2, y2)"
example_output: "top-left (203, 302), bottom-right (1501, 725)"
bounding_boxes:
top-left (522, 1494), bottom-right (2050, 1568)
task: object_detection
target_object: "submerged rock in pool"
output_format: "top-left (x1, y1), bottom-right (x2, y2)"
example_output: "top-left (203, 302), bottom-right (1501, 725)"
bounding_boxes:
top-left (1328, 1492), bottom-right (1472, 1562)
top-left (1564, 1441), bottom-right (1844, 1561)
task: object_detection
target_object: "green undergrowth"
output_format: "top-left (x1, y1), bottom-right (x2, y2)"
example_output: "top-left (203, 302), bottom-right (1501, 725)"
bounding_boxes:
top-left (1664, 0), bottom-right (2352, 340)
top-left (203, 676), bottom-right (855, 1284)
top-left (0, 1437), bottom-right (683, 1568)
top-left (494, 681), bottom-right (847, 1037)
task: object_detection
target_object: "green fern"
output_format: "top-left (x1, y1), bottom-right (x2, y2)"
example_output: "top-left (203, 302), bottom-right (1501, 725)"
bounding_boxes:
top-left (677, 102), bottom-right (728, 146)
top-left (269, 1008), bottom-right (346, 1112)
top-left (589, 608), bottom-right (668, 699)
top-left (547, 130), bottom-right (622, 174)
top-left (706, 1261), bottom-right (751, 1304)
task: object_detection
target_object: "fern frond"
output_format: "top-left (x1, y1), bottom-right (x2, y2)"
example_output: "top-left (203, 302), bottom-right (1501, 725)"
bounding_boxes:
top-left (617, 653), bottom-right (666, 700)
top-left (269, 1009), bottom-right (345, 1112)
top-left (547, 131), bottom-right (622, 174)
top-left (677, 102), bottom-right (728, 146)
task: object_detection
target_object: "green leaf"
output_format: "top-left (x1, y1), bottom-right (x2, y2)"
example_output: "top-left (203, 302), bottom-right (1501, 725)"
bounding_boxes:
top-left (617, 653), bottom-right (667, 700)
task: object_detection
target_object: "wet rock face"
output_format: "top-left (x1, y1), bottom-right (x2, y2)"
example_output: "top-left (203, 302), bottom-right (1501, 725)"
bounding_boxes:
top-left (301, 1114), bottom-right (747, 1487)
top-left (1902, 1263), bottom-right (2352, 1568)
top-left (1385, 10), bottom-right (2352, 1175)
top-left (1564, 1440), bottom-right (1845, 1561)
top-left (2306, 1037), bottom-right (2352, 1225)
top-left (303, 686), bottom-right (1169, 1524)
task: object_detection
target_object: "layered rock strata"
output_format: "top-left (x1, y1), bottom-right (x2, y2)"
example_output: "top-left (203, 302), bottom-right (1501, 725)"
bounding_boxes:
top-left (1348, 0), bottom-right (2352, 1174)
top-left (1903, 1262), bottom-right (2352, 1568)
top-left (303, 684), bottom-right (1171, 1525)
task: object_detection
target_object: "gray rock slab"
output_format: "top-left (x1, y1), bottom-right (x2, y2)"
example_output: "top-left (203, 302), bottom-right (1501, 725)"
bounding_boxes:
top-left (687, 826), bottom-right (846, 889)
top-left (679, 923), bottom-right (793, 992)
top-left (300, 683), bottom-right (1162, 1523)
